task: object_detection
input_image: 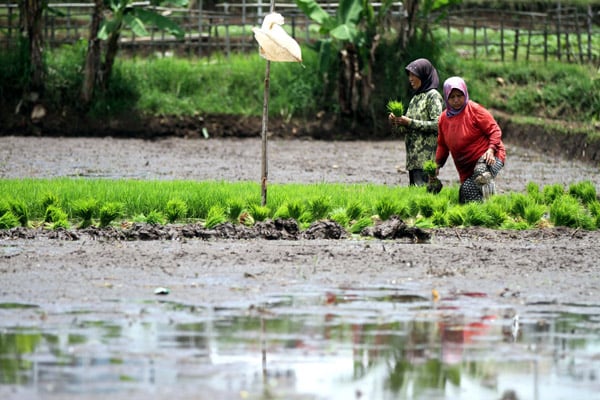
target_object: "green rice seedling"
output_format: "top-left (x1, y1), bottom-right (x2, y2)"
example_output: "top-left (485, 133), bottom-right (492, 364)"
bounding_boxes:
top-left (0, 212), bottom-right (20, 229)
top-left (525, 182), bottom-right (543, 203)
top-left (72, 198), bottom-right (98, 228)
top-left (248, 203), bottom-right (270, 222)
top-left (374, 197), bottom-right (396, 221)
top-left (99, 202), bottom-right (124, 227)
top-left (568, 181), bottom-right (597, 205)
top-left (345, 200), bottom-right (365, 221)
top-left (273, 204), bottom-right (290, 219)
top-left (386, 99), bottom-right (404, 116)
top-left (307, 196), bottom-right (331, 220)
top-left (463, 203), bottom-right (492, 227)
top-left (589, 201), bottom-right (600, 228)
top-left (225, 199), bottom-right (245, 222)
top-left (414, 218), bottom-right (435, 229)
top-left (204, 205), bottom-right (227, 229)
top-left (286, 200), bottom-right (305, 220)
top-left (146, 210), bottom-right (166, 225)
top-left (423, 160), bottom-right (438, 178)
top-left (0, 199), bottom-right (10, 216)
top-left (51, 218), bottom-right (70, 230)
top-left (482, 201), bottom-right (508, 227)
top-left (40, 192), bottom-right (60, 210)
top-left (508, 193), bottom-right (529, 220)
top-left (44, 205), bottom-right (67, 223)
top-left (350, 216), bottom-right (373, 234)
top-left (329, 207), bottom-right (350, 227)
top-left (543, 183), bottom-right (565, 205)
top-left (431, 210), bottom-right (448, 227)
top-left (500, 219), bottom-right (531, 230)
top-left (165, 198), bottom-right (188, 223)
top-left (416, 194), bottom-right (440, 218)
top-left (9, 200), bottom-right (29, 227)
top-left (524, 203), bottom-right (547, 226)
top-left (549, 195), bottom-right (595, 230)
top-left (446, 206), bottom-right (465, 227)
top-left (407, 197), bottom-right (421, 218)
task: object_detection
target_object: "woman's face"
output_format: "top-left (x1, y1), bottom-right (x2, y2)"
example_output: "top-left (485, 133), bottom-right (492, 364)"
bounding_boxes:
top-left (447, 88), bottom-right (466, 110)
top-left (408, 72), bottom-right (422, 91)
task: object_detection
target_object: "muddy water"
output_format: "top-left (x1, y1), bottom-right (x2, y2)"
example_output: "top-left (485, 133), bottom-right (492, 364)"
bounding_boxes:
top-left (1, 136), bottom-right (600, 399)
top-left (1, 287), bottom-right (599, 400)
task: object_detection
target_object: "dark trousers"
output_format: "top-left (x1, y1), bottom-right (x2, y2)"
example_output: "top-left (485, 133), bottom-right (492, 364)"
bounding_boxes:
top-left (409, 169), bottom-right (427, 186)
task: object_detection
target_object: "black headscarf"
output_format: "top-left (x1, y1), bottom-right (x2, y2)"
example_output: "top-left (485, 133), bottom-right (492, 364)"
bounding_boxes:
top-left (405, 58), bottom-right (440, 95)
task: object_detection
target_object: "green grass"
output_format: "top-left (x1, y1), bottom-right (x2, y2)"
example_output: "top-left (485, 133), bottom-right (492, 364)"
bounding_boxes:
top-left (1, 178), bottom-right (598, 231)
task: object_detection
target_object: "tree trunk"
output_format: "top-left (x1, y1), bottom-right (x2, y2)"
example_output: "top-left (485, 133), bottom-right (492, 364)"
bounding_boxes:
top-left (399, 0), bottom-right (419, 48)
top-left (100, 26), bottom-right (122, 90)
top-left (20, 0), bottom-right (44, 100)
top-left (80, 0), bottom-right (104, 106)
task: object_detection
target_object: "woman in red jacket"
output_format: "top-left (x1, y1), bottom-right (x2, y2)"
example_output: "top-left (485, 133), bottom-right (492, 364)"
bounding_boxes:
top-left (436, 76), bottom-right (506, 203)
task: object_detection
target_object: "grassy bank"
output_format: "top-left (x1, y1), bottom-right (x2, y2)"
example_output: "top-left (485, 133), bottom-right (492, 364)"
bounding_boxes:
top-left (1, 179), bottom-right (599, 231)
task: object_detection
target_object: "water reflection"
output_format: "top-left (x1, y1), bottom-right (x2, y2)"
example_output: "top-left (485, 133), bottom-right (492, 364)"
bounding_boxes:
top-left (0, 289), bottom-right (599, 399)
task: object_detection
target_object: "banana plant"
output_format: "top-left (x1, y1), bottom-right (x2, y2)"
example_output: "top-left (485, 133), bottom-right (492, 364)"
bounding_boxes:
top-left (83, 0), bottom-right (187, 102)
top-left (296, 0), bottom-right (396, 120)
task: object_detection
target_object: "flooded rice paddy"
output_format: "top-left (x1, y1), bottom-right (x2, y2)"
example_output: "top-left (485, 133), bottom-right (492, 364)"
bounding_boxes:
top-left (1, 286), bottom-right (599, 400)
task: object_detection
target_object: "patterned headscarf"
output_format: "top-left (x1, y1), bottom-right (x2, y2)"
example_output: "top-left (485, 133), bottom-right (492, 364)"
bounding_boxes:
top-left (405, 58), bottom-right (440, 95)
top-left (443, 76), bottom-right (469, 117)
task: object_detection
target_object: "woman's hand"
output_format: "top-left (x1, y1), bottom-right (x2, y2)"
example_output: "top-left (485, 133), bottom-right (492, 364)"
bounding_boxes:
top-left (483, 148), bottom-right (496, 165)
top-left (388, 114), bottom-right (410, 126)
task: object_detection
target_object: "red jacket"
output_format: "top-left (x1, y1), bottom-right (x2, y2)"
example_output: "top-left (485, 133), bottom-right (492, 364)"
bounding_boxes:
top-left (436, 101), bottom-right (506, 183)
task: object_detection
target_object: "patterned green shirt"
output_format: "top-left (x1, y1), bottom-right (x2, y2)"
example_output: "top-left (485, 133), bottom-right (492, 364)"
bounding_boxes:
top-left (402, 89), bottom-right (444, 170)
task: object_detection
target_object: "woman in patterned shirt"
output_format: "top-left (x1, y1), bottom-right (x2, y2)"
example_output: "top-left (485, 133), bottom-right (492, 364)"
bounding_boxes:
top-left (389, 58), bottom-right (444, 186)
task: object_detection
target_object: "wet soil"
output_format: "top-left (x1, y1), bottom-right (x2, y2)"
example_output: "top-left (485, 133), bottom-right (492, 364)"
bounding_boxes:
top-left (1, 132), bottom-right (599, 308)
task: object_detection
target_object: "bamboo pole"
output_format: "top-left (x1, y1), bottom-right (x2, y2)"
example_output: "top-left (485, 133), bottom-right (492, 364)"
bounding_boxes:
top-left (260, 0), bottom-right (275, 206)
